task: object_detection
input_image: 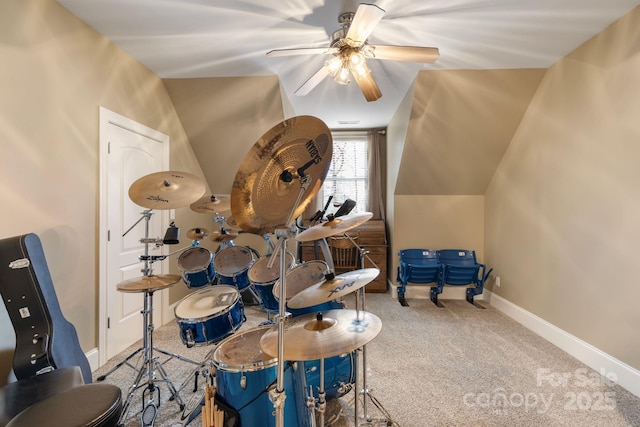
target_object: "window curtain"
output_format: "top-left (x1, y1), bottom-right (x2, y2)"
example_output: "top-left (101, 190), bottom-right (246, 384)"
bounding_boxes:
top-left (367, 130), bottom-right (385, 220)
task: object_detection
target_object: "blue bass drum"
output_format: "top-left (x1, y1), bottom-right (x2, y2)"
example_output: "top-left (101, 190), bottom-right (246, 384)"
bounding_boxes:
top-left (174, 285), bottom-right (244, 347)
top-left (212, 326), bottom-right (313, 427)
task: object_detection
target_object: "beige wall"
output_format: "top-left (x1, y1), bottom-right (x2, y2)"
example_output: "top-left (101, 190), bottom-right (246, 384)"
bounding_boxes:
top-left (0, 0), bottom-right (204, 383)
top-left (485, 7), bottom-right (640, 369)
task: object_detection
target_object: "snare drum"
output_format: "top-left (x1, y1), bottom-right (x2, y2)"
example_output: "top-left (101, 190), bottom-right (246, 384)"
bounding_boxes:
top-left (249, 251), bottom-right (295, 312)
top-left (273, 260), bottom-right (345, 316)
top-left (174, 286), bottom-right (244, 347)
top-left (214, 246), bottom-right (255, 290)
top-left (177, 247), bottom-right (215, 288)
top-left (212, 326), bottom-right (312, 427)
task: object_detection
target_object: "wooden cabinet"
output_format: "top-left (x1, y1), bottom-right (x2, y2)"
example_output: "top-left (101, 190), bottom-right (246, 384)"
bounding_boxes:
top-left (299, 219), bottom-right (388, 292)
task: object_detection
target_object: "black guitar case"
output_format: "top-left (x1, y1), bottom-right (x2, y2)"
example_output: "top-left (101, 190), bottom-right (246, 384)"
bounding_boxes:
top-left (0, 233), bottom-right (91, 383)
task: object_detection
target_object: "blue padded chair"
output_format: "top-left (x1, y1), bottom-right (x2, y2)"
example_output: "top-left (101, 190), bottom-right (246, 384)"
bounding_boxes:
top-left (396, 249), bottom-right (441, 306)
top-left (432, 249), bottom-right (492, 307)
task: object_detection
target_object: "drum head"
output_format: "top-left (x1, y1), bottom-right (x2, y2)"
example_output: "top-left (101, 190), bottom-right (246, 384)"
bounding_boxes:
top-left (273, 260), bottom-right (328, 301)
top-left (248, 252), bottom-right (294, 284)
top-left (214, 246), bottom-right (254, 275)
top-left (212, 326), bottom-right (276, 372)
top-left (174, 286), bottom-right (239, 320)
top-left (178, 247), bottom-right (212, 271)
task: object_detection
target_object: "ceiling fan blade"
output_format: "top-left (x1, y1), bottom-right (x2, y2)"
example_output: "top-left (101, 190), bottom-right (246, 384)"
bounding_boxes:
top-left (345, 3), bottom-right (385, 46)
top-left (267, 47), bottom-right (339, 57)
top-left (352, 69), bottom-right (382, 102)
top-left (295, 65), bottom-right (331, 96)
top-left (369, 45), bottom-right (440, 64)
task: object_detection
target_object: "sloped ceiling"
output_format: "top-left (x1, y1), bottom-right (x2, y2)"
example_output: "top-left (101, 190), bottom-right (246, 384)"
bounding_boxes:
top-left (395, 68), bottom-right (547, 195)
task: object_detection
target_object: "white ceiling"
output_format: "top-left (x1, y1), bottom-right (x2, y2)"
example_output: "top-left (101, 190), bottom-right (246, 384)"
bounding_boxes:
top-left (57, 0), bottom-right (640, 129)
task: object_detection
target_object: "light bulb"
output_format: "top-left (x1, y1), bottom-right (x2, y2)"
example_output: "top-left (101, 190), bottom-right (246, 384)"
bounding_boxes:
top-left (334, 67), bottom-right (351, 85)
top-left (326, 57), bottom-right (342, 76)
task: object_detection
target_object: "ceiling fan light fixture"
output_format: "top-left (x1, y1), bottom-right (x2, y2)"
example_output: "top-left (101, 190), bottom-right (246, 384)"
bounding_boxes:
top-left (334, 67), bottom-right (351, 85)
top-left (326, 56), bottom-right (343, 76)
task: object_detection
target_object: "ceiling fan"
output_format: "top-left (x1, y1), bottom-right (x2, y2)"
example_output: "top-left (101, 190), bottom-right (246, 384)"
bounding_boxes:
top-left (267, 3), bottom-right (440, 102)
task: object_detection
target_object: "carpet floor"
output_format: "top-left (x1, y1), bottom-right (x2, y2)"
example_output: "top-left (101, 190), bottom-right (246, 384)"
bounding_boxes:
top-left (93, 291), bottom-right (640, 426)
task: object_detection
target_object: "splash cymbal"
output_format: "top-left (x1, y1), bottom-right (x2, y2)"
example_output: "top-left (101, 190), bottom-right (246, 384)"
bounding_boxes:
top-left (295, 212), bottom-right (373, 242)
top-left (190, 194), bottom-right (231, 214)
top-left (209, 229), bottom-right (238, 243)
top-left (287, 268), bottom-right (379, 309)
top-left (116, 274), bottom-right (181, 293)
top-left (186, 227), bottom-right (209, 240)
top-left (260, 309), bottom-right (381, 360)
top-left (231, 116), bottom-right (332, 235)
top-left (128, 171), bottom-right (206, 210)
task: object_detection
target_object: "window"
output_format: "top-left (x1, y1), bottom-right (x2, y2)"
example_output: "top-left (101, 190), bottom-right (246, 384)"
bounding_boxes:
top-left (320, 131), bottom-right (369, 215)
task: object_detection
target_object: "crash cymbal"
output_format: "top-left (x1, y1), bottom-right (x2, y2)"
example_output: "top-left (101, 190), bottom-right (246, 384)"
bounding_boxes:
top-left (295, 212), bottom-right (373, 242)
top-left (190, 194), bottom-right (231, 214)
top-left (287, 268), bottom-right (379, 309)
top-left (209, 229), bottom-right (238, 243)
top-left (128, 171), bottom-right (206, 210)
top-left (231, 116), bottom-right (332, 235)
top-left (186, 227), bottom-right (209, 240)
top-left (116, 274), bottom-right (181, 293)
top-left (260, 309), bottom-right (381, 360)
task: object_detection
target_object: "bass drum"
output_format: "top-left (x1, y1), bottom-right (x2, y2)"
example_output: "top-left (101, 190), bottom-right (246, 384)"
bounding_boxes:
top-left (174, 285), bottom-right (244, 347)
top-left (212, 326), bottom-right (312, 427)
top-left (272, 260), bottom-right (344, 316)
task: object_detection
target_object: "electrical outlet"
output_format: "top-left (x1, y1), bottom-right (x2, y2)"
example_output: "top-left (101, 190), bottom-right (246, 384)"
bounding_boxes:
top-left (495, 276), bottom-right (501, 287)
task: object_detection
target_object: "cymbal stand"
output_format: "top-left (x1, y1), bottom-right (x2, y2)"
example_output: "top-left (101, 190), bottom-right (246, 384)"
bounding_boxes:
top-left (267, 173), bottom-right (312, 427)
top-left (347, 236), bottom-right (394, 427)
top-left (101, 210), bottom-right (199, 426)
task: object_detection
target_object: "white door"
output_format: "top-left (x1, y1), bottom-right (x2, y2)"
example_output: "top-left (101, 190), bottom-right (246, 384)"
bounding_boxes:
top-left (99, 107), bottom-right (169, 363)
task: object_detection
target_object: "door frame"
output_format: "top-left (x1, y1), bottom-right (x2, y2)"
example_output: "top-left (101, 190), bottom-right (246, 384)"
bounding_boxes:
top-left (98, 107), bottom-right (170, 367)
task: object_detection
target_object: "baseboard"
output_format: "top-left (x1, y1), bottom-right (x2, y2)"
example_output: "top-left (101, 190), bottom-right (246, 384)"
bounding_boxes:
top-left (486, 290), bottom-right (640, 399)
top-left (86, 347), bottom-right (99, 373)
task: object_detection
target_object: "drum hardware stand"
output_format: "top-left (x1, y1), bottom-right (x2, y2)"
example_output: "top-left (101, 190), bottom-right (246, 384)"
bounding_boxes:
top-left (266, 166), bottom-right (314, 427)
top-left (99, 210), bottom-right (200, 426)
top-left (346, 240), bottom-right (394, 427)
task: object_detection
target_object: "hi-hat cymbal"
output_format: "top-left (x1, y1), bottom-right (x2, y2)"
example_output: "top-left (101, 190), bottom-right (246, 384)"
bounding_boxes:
top-left (129, 171), bottom-right (206, 210)
top-left (209, 229), bottom-right (238, 243)
top-left (295, 212), bottom-right (373, 242)
top-left (260, 309), bottom-right (381, 360)
top-left (186, 227), bottom-right (209, 240)
top-left (190, 194), bottom-right (231, 214)
top-left (287, 268), bottom-right (380, 309)
top-left (231, 116), bottom-right (332, 235)
top-left (116, 274), bottom-right (181, 293)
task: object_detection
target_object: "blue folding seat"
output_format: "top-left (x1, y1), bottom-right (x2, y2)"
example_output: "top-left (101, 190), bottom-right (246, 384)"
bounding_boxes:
top-left (432, 249), bottom-right (492, 307)
top-left (396, 249), bottom-right (441, 306)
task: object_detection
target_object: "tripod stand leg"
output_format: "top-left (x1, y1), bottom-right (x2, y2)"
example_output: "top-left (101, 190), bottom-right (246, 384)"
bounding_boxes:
top-left (118, 355), bottom-right (151, 425)
top-left (96, 346), bottom-right (143, 381)
top-left (154, 357), bottom-right (186, 409)
top-left (153, 347), bottom-right (200, 366)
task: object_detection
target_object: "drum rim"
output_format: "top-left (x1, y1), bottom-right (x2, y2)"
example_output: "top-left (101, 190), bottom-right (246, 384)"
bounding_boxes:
top-left (248, 251), bottom-right (295, 283)
top-left (177, 246), bottom-right (213, 271)
top-left (272, 260), bottom-right (329, 301)
top-left (211, 326), bottom-right (277, 372)
top-left (174, 285), bottom-right (241, 321)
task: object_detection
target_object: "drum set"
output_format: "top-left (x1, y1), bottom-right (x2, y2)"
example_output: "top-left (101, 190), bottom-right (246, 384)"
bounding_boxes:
top-left (105, 116), bottom-right (390, 427)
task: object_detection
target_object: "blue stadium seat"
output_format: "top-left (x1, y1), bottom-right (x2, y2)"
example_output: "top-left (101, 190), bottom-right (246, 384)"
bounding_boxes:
top-left (396, 249), bottom-right (441, 306)
top-left (432, 249), bottom-right (492, 307)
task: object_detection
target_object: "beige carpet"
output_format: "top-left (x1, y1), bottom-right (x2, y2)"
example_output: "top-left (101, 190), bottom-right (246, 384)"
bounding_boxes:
top-left (93, 291), bottom-right (640, 426)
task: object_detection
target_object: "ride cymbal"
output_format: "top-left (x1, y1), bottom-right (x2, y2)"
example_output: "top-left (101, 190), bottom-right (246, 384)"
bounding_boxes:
top-left (287, 268), bottom-right (379, 309)
top-left (116, 274), bottom-right (181, 293)
top-left (186, 227), bottom-right (209, 240)
top-left (295, 212), bottom-right (373, 242)
top-left (231, 116), bottom-right (332, 235)
top-left (260, 309), bottom-right (381, 360)
top-left (190, 194), bottom-right (231, 214)
top-left (128, 171), bottom-right (206, 210)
